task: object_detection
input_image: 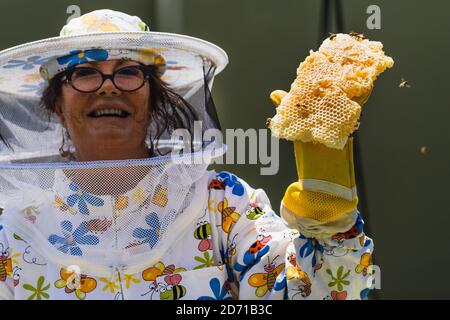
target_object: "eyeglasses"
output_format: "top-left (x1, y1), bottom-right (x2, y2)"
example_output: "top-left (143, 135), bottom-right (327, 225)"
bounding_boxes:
top-left (62, 65), bottom-right (151, 93)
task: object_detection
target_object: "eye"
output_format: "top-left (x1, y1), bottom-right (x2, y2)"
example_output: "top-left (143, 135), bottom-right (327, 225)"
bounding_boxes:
top-left (117, 67), bottom-right (141, 77)
top-left (71, 68), bottom-right (99, 80)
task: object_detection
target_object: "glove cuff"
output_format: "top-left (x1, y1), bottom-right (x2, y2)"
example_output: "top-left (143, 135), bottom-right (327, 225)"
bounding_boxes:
top-left (282, 182), bottom-right (359, 223)
top-left (294, 137), bottom-right (357, 201)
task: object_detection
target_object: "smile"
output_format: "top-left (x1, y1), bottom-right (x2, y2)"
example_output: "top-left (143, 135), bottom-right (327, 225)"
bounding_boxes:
top-left (88, 109), bottom-right (130, 118)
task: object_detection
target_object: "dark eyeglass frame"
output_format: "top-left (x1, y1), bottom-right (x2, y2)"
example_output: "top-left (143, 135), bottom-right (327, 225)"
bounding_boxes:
top-left (61, 65), bottom-right (152, 93)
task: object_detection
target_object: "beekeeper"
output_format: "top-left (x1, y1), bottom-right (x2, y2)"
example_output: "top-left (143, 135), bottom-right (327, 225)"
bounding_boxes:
top-left (0, 9), bottom-right (373, 300)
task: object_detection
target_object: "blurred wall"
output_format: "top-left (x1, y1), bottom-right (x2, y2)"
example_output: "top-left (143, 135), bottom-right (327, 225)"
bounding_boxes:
top-left (0, 0), bottom-right (448, 299)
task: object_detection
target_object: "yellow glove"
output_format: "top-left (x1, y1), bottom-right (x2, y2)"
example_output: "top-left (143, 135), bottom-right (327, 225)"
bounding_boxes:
top-left (270, 90), bottom-right (370, 223)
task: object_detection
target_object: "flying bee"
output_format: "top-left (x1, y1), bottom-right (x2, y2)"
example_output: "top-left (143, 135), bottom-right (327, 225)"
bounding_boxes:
top-left (265, 118), bottom-right (272, 128)
top-left (248, 255), bottom-right (285, 297)
top-left (142, 262), bottom-right (187, 300)
top-left (194, 222), bottom-right (213, 252)
top-left (143, 274), bottom-right (186, 300)
top-left (399, 78), bottom-right (411, 88)
top-left (291, 283), bottom-right (312, 299)
top-left (21, 205), bottom-right (40, 224)
top-left (194, 222), bottom-right (211, 240)
top-left (295, 104), bottom-right (310, 118)
top-left (12, 266), bottom-right (21, 287)
top-left (227, 234), bottom-right (238, 259)
top-left (350, 32), bottom-right (366, 40)
top-left (247, 196), bottom-right (264, 220)
top-left (125, 240), bottom-right (148, 249)
top-left (355, 252), bottom-right (372, 277)
top-left (314, 259), bottom-right (324, 276)
top-left (0, 243), bottom-right (12, 282)
top-left (287, 254), bottom-right (312, 299)
top-left (85, 218), bottom-right (113, 234)
top-left (246, 206), bottom-right (264, 220)
top-left (53, 196), bottom-right (77, 215)
top-left (287, 252), bottom-right (297, 266)
top-left (159, 281), bottom-right (187, 300)
top-left (217, 198), bottom-right (240, 234)
top-left (146, 282), bottom-right (187, 300)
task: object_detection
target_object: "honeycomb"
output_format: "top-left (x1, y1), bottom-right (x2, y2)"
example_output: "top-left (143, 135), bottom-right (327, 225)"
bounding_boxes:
top-left (269, 33), bottom-right (394, 149)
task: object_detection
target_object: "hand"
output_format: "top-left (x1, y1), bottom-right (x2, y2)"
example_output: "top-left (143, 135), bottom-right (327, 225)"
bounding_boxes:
top-left (269, 90), bottom-right (288, 108)
top-left (269, 89), bottom-right (360, 222)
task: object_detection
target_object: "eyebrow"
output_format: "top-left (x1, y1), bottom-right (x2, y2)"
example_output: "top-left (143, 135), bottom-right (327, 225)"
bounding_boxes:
top-left (88, 60), bottom-right (137, 68)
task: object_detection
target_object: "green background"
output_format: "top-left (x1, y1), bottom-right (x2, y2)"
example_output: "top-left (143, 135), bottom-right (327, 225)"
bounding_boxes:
top-left (1, 0), bottom-right (448, 299)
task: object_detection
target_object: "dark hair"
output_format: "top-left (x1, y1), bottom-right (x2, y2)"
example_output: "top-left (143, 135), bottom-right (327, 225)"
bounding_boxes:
top-left (0, 133), bottom-right (8, 149)
top-left (40, 64), bottom-right (199, 156)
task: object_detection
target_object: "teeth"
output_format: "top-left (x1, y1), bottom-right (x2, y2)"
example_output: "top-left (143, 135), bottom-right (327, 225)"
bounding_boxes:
top-left (92, 109), bottom-right (127, 117)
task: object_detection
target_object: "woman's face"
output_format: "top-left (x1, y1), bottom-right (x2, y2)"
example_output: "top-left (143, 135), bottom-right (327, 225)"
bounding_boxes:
top-left (56, 60), bottom-right (151, 161)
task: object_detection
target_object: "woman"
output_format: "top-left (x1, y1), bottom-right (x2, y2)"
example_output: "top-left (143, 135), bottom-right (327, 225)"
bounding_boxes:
top-left (0, 9), bottom-right (373, 300)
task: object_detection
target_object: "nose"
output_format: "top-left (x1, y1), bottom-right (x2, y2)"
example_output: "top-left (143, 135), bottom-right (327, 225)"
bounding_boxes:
top-left (96, 78), bottom-right (121, 96)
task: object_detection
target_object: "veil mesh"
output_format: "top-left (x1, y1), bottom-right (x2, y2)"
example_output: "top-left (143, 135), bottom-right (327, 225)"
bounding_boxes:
top-left (0, 42), bottom-right (225, 274)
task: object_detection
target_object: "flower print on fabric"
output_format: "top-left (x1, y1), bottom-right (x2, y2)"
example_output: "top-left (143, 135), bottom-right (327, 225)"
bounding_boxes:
top-left (57, 49), bottom-right (109, 68)
top-left (122, 274), bottom-right (141, 290)
top-left (67, 182), bottom-right (105, 216)
top-left (3, 56), bottom-right (49, 70)
top-left (298, 234), bottom-right (324, 269)
top-left (18, 82), bottom-right (47, 96)
top-left (80, 14), bottom-right (121, 33)
top-left (198, 277), bottom-right (232, 300)
top-left (23, 276), bottom-right (50, 300)
top-left (132, 213), bottom-right (161, 249)
top-left (99, 277), bottom-right (121, 295)
top-left (216, 172), bottom-right (244, 196)
top-left (166, 60), bottom-right (189, 71)
top-left (326, 265), bottom-right (351, 293)
top-left (48, 221), bottom-right (100, 256)
top-left (194, 251), bottom-right (214, 270)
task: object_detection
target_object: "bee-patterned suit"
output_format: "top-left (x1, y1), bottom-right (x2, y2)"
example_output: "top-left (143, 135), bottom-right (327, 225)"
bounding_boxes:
top-left (0, 169), bottom-right (373, 300)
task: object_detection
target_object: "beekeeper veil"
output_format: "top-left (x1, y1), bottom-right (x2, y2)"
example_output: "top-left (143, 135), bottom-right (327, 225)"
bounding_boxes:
top-left (0, 9), bottom-right (227, 275)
